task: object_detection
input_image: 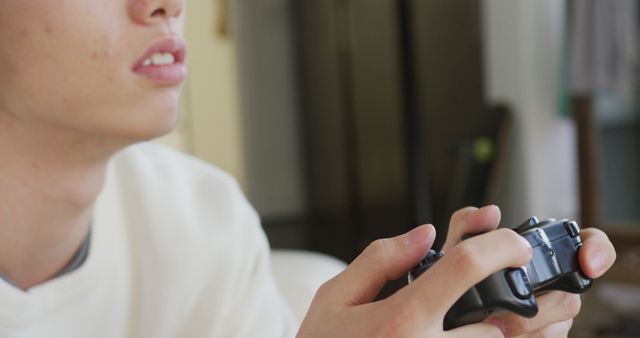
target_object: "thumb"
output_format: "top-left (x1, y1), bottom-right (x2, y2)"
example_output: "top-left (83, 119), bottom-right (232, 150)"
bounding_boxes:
top-left (321, 225), bottom-right (436, 306)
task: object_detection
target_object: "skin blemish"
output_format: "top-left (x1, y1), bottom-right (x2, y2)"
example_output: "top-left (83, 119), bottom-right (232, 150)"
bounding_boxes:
top-left (90, 35), bottom-right (118, 61)
top-left (44, 24), bottom-right (54, 34)
top-left (90, 49), bottom-right (112, 60)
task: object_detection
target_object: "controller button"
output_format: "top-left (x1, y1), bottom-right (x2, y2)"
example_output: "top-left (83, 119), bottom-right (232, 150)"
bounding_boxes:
top-left (420, 250), bottom-right (442, 265)
top-left (506, 268), bottom-right (532, 299)
top-left (514, 217), bottom-right (539, 232)
top-left (408, 251), bottom-right (444, 283)
top-left (563, 221), bottom-right (580, 238)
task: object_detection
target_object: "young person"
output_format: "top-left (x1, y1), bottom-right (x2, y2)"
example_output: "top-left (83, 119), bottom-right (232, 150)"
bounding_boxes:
top-left (0, 0), bottom-right (616, 337)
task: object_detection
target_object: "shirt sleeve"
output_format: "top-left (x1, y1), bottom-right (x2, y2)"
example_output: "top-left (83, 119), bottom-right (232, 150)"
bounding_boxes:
top-left (177, 195), bottom-right (300, 338)
top-left (219, 204), bottom-right (300, 338)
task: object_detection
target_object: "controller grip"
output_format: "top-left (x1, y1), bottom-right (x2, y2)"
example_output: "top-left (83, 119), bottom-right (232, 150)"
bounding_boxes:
top-left (443, 268), bottom-right (539, 330)
top-left (539, 271), bottom-right (593, 294)
top-left (538, 243), bottom-right (593, 294)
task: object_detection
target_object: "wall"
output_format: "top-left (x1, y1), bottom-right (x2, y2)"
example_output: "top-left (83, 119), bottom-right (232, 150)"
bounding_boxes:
top-left (483, 0), bottom-right (580, 225)
top-left (163, 0), bottom-right (582, 231)
top-left (158, 0), bottom-right (247, 188)
top-left (157, 0), bottom-right (306, 243)
top-left (234, 0), bottom-right (308, 220)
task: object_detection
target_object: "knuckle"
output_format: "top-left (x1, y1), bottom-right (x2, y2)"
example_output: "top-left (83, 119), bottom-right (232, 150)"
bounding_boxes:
top-left (450, 242), bottom-right (484, 274)
top-left (371, 299), bottom-right (413, 337)
top-left (562, 294), bottom-right (582, 318)
top-left (313, 279), bottom-right (334, 298)
top-left (497, 228), bottom-right (531, 258)
top-left (378, 314), bottom-right (407, 337)
top-left (496, 227), bottom-right (519, 244)
top-left (361, 239), bottom-right (389, 268)
top-left (313, 273), bottom-right (345, 299)
top-left (365, 239), bottom-right (385, 255)
top-left (349, 239), bottom-right (393, 284)
top-left (507, 316), bottom-right (532, 336)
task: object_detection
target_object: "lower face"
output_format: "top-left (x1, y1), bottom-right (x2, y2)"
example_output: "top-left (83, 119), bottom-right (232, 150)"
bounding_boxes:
top-left (0, 1), bottom-right (187, 147)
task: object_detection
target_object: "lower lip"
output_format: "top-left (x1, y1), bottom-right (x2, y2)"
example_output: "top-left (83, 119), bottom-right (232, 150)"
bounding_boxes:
top-left (133, 63), bottom-right (187, 85)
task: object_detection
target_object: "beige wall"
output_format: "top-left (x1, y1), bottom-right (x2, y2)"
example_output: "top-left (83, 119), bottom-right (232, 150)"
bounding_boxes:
top-left (157, 0), bottom-right (247, 188)
top-left (483, 0), bottom-right (578, 224)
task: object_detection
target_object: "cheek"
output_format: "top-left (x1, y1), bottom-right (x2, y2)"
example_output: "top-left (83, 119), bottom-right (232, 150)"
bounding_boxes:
top-left (1, 25), bottom-right (123, 120)
top-left (86, 16), bottom-right (122, 62)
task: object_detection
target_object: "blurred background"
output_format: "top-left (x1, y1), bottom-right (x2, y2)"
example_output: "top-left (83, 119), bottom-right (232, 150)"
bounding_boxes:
top-left (158, 0), bottom-right (640, 337)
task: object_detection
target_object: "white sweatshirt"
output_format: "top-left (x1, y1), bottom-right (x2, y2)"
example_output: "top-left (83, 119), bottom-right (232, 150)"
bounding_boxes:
top-left (0, 143), bottom-right (298, 338)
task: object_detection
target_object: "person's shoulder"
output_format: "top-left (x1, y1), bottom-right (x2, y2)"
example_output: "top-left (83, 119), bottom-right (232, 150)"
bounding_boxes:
top-left (105, 142), bottom-right (257, 235)
top-left (96, 143), bottom-right (273, 323)
top-left (113, 142), bottom-right (243, 197)
top-left (113, 141), bottom-right (238, 187)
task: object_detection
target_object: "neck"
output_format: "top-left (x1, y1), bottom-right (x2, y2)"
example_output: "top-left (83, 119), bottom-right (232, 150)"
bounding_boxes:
top-left (0, 116), bottom-right (116, 290)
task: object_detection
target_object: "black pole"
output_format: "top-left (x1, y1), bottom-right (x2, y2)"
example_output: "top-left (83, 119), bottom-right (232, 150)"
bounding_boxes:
top-left (398, 0), bottom-right (434, 229)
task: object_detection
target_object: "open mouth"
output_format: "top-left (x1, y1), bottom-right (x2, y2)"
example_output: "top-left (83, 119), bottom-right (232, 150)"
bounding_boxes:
top-left (135, 37), bottom-right (186, 68)
top-left (142, 52), bottom-right (178, 67)
top-left (133, 37), bottom-right (187, 85)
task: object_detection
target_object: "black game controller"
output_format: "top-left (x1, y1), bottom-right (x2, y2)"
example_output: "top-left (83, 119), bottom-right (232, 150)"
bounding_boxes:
top-left (408, 217), bottom-right (593, 329)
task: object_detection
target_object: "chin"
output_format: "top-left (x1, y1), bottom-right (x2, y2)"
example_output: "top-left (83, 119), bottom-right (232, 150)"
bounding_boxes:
top-left (98, 107), bottom-right (181, 147)
top-left (126, 111), bottom-right (181, 142)
top-left (124, 90), bottom-right (183, 140)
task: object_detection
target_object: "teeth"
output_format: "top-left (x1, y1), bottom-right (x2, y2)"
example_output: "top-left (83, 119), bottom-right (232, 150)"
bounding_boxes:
top-left (143, 52), bottom-right (175, 66)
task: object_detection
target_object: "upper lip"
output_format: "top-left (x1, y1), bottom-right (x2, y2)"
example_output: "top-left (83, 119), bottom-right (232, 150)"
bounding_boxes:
top-left (133, 37), bottom-right (187, 69)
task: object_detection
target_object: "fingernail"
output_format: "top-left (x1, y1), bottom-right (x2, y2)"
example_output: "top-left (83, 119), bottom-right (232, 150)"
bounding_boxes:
top-left (479, 204), bottom-right (500, 215)
top-left (590, 250), bottom-right (607, 276)
top-left (485, 317), bottom-right (507, 335)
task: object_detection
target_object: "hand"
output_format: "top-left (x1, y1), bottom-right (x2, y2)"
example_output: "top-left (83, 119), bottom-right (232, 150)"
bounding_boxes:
top-left (442, 205), bottom-right (617, 337)
top-left (296, 217), bottom-right (533, 337)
